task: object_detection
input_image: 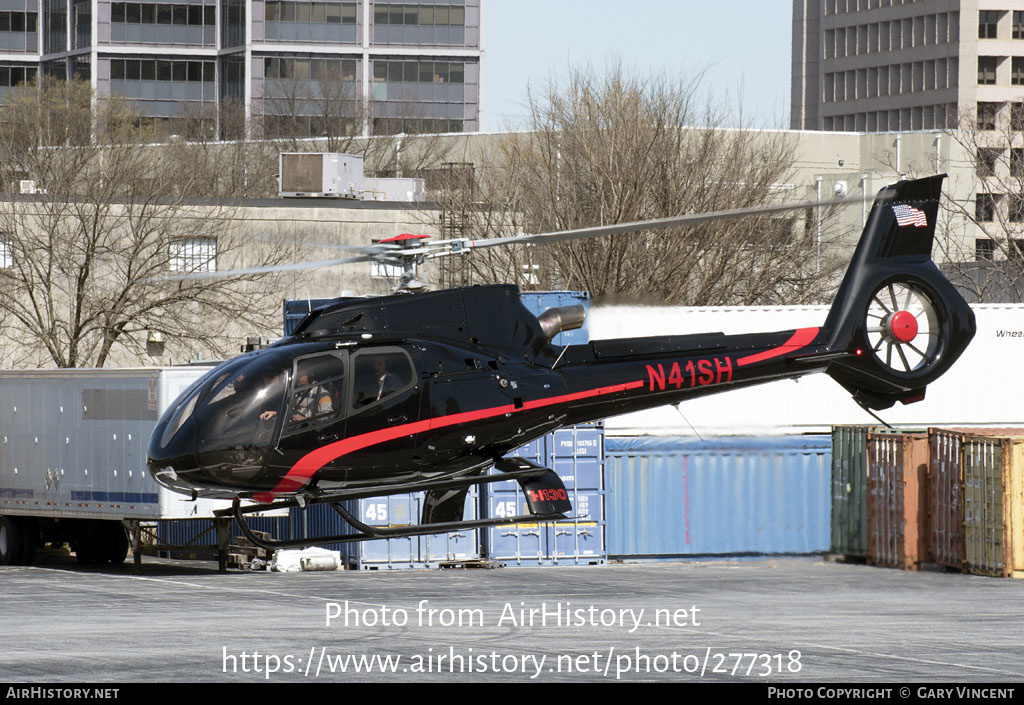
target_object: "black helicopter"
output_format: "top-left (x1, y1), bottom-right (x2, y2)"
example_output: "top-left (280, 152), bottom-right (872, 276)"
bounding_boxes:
top-left (147, 174), bottom-right (975, 549)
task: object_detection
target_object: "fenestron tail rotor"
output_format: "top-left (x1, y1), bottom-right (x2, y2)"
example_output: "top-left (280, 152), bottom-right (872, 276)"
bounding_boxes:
top-left (864, 280), bottom-right (943, 376)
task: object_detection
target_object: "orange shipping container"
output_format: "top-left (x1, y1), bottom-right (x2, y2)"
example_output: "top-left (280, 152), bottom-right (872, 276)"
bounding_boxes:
top-left (929, 428), bottom-right (963, 569)
top-left (867, 433), bottom-right (930, 570)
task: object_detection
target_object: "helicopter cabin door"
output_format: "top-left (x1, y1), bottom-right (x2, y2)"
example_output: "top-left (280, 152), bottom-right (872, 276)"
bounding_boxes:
top-left (341, 346), bottom-right (423, 485)
top-left (271, 350), bottom-right (350, 487)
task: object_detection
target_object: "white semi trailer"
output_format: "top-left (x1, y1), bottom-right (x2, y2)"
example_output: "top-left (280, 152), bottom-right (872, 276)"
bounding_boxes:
top-left (0, 366), bottom-right (235, 567)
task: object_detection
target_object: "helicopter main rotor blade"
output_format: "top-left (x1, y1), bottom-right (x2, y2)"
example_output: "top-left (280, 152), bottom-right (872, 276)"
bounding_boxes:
top-left (247, 236), bottom-right (401, 255)
top-left (453, 194), bottom-right (862, 253)
top-left (151, 254), bottom-right (378, 281)
top-left (149, 193), bottom-right (862, 284)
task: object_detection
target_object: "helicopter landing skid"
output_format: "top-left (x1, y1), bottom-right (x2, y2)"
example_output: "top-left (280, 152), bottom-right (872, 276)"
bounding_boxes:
top-left (224, 463), bottom-right (574, 552)
top-left (230, 501), bottom-right (568, 551)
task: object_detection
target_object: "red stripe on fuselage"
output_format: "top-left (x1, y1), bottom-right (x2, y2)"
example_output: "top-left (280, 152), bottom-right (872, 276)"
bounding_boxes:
top-left (735, 327), bottom-right (819, 367)
top-left (254, 379), bottom-right (645, 500)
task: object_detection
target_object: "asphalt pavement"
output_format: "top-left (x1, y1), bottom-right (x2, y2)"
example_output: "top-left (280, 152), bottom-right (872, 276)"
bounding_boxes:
top-left (2, 552), bottom-right (1022, 683)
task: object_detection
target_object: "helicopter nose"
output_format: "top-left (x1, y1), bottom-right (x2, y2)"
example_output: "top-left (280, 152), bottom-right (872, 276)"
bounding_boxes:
top-left (146, 418), bottom-right (208, 493)
top-left (148, 412), bottom-right (273, 494)
top-left (148, 349), bottom-right (291, 495)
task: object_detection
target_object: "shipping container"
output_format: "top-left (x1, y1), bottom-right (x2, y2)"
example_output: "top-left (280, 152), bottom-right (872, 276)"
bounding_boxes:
top-left (866, 432), bottom-right (930, 570)
top-left (481, 423), bottom-right (606, 566)
top-left (929, 428), bottom-right (964, 570)
top-left (157, 513), bottom-right (289, 560)
top-left (961, 434), bottom-right (1024, 578)
top-left (830, 426), bottom-right (873, 559)
top-left (928, 428), bottom-right (1024, 573)
top-left (604, 436), bottom-right (831, 558)
top-left (291, 490), bottom-right (480, 570)
top-left (829, 426), bottom-right (920, 560)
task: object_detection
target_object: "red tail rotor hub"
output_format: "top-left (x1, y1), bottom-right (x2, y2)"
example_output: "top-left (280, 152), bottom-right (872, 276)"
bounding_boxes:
top-left (888, 310), bottom-right (918, 344)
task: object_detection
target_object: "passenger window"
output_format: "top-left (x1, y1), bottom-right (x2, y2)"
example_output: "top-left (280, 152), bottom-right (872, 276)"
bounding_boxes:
top-left (352, 350), bottom-right (414, 409)
top-left (283, 352), bottom-right (346, 434)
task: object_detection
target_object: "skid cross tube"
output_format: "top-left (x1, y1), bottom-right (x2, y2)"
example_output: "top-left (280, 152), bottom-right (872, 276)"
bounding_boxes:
top-left (214, 464), bottom-right (550, 519)
top-left (231, 499), bottom-right (566, 551)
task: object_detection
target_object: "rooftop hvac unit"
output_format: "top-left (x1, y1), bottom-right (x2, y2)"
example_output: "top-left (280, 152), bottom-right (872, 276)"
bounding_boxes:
top-left (279, 152), bottom-right (364, 198)
top-left (361, 177), bottom-right (427, 202)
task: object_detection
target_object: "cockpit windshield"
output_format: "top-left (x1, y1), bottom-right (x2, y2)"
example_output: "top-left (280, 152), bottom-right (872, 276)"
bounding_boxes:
top-left (194, 351), bottom-right (293, 468)
top-left (158, 356), bottom-right (250, 450)
top-left (153, 344), bottom-right (355, 488)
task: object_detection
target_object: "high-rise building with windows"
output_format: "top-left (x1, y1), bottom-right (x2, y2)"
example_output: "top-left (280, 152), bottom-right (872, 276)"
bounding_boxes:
top-left (793, 1), bottom-right (1024, 280)
top-left (792, 0), bottom-right (1024, 133)
top-left (0, 0), bottom-right (482, 138)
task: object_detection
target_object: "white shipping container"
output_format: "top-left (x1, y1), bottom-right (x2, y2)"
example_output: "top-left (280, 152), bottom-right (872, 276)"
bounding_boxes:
top-left (0, 366), bottom-right (229, 522)
top-left (588, 304), bottom-right (1024, 436)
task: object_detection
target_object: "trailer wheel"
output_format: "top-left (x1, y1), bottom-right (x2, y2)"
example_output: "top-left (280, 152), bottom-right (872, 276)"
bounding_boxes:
top-left (72, 538), bottom-right (97, 564)
top-left (73, 521), bottom-right (129, 565)
top-left (0, 516), bottom-right (25, 566)
top-left (105, 524), bottom-right (129, 565)
top-left (20, 517), bottom-right (38, 566)
top-left (72, 522), bottom-right (103, 565)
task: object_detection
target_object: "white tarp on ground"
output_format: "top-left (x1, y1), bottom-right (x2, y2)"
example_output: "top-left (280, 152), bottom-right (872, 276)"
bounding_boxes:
top-left (269, 547), bottom-right (342, 572)
top-left (587, 303), bottom-right (1024, 436)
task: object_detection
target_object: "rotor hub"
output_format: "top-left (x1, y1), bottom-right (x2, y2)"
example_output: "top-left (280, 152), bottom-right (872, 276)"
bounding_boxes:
top-left (887, 310), bottom-right (919, 344)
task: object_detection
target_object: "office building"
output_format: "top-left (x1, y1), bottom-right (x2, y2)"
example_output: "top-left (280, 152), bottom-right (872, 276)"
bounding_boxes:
top-left (791, 0), bottom-right (1024, 132)
top-left (793, 1), bottom-right (1024, 264)
top-left (0, 0), bottom-right (482, 137)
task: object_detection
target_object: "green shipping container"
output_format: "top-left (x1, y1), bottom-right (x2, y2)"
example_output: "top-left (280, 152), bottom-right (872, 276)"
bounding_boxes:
top-left (830, 426), bottom-right (872, 558)
top-left (961, 435), bottom-right (1024, 579)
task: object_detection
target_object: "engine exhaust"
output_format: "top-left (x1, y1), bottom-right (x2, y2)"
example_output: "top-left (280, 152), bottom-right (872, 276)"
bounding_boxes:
top-left (537, 305), bottom-right (586, 340)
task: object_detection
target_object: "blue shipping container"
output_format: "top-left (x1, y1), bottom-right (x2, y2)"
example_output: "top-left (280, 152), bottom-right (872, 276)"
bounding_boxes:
top-left (289, 490), bottom-right (480, 569)
top-left (482, 423), bottom-right (606, 566)
top-left (604, 436), bottom-right (831, 558)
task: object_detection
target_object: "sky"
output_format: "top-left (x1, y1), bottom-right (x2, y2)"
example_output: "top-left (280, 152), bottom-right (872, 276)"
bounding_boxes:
top-left (481, 0), bottom-right (793, 132)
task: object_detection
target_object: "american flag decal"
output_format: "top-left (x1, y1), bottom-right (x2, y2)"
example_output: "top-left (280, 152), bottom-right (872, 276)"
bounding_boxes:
top-left (892, 204), bottom-right (928, 228)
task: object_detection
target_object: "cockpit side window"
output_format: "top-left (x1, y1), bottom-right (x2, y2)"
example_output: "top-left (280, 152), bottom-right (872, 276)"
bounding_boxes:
top-left (282, 352), bottom-right (347, 436)
top-left (351, 348), bottom-right (415, 411)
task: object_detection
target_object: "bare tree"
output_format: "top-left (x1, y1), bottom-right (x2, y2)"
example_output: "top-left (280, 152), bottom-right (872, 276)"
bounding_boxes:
top-left (938, 104), bottom-right (1024, 302)
top-left (166, 98), bottom-right (280, 199)
top-left (0, 78), bottom-right (292, 368)
top-left (431, 63), bottom-right (848, 305)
